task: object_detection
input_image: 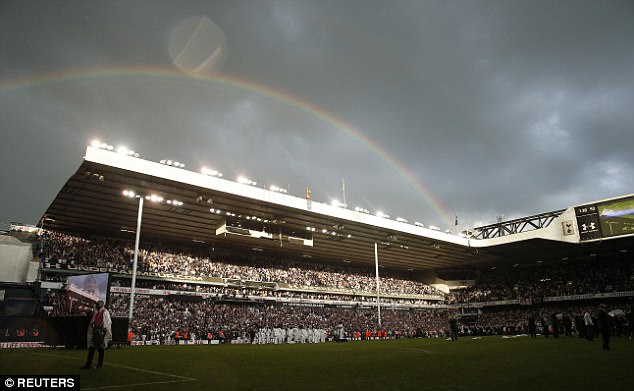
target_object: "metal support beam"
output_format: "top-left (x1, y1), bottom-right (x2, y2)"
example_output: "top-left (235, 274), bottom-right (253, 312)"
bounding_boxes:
top-left (471, 209), bottom-right (565, 239)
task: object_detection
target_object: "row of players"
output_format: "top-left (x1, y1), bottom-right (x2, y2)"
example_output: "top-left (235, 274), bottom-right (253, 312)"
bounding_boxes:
top-left (140, 327), bottom-right (331, 344)
top-left (252, 327), bottom-right (329, 344)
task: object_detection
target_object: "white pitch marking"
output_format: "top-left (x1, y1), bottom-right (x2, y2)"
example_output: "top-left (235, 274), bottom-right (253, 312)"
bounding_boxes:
top-left (82, 379), bottom-right (192, 390)
top-left (32, 352), bottom-right (196, 389)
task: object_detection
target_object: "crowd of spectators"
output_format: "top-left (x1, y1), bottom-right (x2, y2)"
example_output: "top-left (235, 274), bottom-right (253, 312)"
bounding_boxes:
top-left (104, 293), bottom-right (632, 343)
top-left (36, 230), bottom-right (634, 344)
top-left (106, 293), bottom-right (454, 342)
top-left (109, 279), bottom-right (438, 307)
top-left (466, 303), bottom-right (633, 339)
top-left (39, 283), bottom-right (634, 344)
top-left (39, 231), bottom-right (443, 297)
top-left (39, 230), bottom-right (634, 307)
top-left (447, 258), bottom-right (634, 304)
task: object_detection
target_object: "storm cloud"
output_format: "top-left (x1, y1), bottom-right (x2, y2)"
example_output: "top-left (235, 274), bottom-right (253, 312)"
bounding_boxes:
top-left (1, 0), bottom-right (632, 231)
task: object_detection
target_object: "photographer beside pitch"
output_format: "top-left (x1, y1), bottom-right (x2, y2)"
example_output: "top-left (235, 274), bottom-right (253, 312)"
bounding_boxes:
top-left (81, 300), bottom-right (112, 369)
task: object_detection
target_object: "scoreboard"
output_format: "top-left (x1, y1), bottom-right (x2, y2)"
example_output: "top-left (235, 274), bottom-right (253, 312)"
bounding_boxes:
top-left (574, 204), bottom-right (601, 241)
top-left (575, 195), bottom-right (634, 241)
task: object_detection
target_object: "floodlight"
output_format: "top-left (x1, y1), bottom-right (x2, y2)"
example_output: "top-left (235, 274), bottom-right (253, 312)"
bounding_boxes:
top-left (92, 140), bottom-right (114, 150)
top-left (237, 176), bottom-right (256, 186)
top-left (122, 190), bottom-right (136, 198)
top-left (270, 185), bottom-right (288, 193)
top-left (201, 167), bottom-right (223, 176)
top-left (145, 194), bottom-right (163, 203)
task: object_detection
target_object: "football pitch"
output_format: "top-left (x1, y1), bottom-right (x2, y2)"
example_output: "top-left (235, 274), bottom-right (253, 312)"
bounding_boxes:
top-left (1, 337), bottom-right (632, 391)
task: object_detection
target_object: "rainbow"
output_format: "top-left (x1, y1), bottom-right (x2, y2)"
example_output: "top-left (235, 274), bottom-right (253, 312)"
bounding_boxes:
top-left (0, 67), bottom-right (453, 227)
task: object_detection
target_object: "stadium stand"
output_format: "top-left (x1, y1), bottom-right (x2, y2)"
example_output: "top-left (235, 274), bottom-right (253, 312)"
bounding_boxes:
top-left (38, 231), bottom-right (445, 298)
top-left (27, 229), bottom-right (633, 344)
top-left (448, 258), bottom-right (634, 303)
top-left (5, 144), bottom-right (626, 346)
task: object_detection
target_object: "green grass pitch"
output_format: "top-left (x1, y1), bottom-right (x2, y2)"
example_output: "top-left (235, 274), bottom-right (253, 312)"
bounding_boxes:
top-left (1, 337), bottom-right (633, 391)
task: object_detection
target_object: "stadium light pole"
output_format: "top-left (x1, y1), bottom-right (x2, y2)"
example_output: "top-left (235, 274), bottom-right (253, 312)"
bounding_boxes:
top-left (123, 191), bottom-right (183, 321)
top-left (128, 195), bottom-right (144, 321)
top-left (374, 242), bottom-right (382, 328)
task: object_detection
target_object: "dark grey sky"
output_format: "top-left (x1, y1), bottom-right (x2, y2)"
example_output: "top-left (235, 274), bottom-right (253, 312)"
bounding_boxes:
top-left (1, 0), bottom-right (633, 231)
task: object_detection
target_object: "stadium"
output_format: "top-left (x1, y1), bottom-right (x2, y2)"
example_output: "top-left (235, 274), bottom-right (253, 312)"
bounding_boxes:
top-left (1, 143), bottom-right (633, 390)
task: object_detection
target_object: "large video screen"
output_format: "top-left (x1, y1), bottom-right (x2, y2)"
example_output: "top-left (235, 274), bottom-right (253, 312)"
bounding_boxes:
top-left (65, 272), bottom-right (110, 315)
top-left (597, 196), bottom-right (634, 238)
